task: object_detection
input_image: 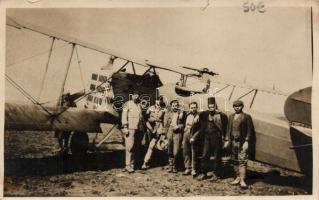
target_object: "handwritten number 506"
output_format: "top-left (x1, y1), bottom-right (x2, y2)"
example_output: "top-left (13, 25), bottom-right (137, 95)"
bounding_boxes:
top-left (243, 2), bottom-right (266, 13)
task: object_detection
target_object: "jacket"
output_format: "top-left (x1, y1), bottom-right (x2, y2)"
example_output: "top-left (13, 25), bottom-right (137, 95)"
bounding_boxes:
top-left (225, 112), bottom-right (253, 144)
top-left (121, 100), bottom-right (143, 130)
top-left (163, 109), bottom-right (186, 134)
top-left (199, 111), bottom-right (228, 140)
top-left (184, 112), bottom-right (201, 141)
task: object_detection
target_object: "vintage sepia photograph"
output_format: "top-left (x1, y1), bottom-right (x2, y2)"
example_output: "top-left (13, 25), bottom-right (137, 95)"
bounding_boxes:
top-left (3, 2), bottom-right (316, 197)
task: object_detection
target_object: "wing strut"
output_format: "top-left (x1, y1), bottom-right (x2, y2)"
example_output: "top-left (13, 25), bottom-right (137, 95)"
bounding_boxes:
top-left (215, 84), bottom-right (230, 94)
top-left (38, 37), bottom-right (55, 101)
top-left (57, 43), bottom-right (75, 106)
top-left (75, 46), bottom-right (86, 91)
top-left (142, 65), bottom-right (153, 76)
top-left (52, 59), bottom-right (131, 118)
top-left (249, 89), bottom-right (258, 108)
top-left (96, 124), bottom-right (118, 147)
top-left (237, 89), bottom-right (256, 100)
top-left (228, 85), bottom-right (236, 100)
top-left (131, 62), bottom-right (136, 74)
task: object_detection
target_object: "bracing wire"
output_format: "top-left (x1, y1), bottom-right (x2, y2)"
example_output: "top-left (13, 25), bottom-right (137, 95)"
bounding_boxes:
top-left (52, 65), bottom-right (117, 118)
top-left (6, 43), bottom-right (69, 68)
top-left (5, 74), bottom-right (54, 116)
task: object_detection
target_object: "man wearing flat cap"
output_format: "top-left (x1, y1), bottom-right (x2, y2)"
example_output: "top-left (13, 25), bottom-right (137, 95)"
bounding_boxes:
top-left (197, 97), bottom-right (228, 181)
top-left (163, 99), bottom-right (186, 173)
top-left (121, 90), bottom-right (143, 173)
top-left (224, 100), bottom-right (254, 188)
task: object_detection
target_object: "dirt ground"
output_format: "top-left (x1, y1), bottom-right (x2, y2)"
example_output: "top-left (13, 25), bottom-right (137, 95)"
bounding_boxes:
top-left (4, 131), bottom-right (312, 196)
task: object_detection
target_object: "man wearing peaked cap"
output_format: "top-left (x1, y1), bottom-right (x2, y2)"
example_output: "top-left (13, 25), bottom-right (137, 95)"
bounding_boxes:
top-left (224, 99), bottom-right (254, 189)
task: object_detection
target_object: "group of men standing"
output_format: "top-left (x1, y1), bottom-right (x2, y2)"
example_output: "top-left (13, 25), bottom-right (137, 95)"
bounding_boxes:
top-left (121, 91), bottom-right (254, 189)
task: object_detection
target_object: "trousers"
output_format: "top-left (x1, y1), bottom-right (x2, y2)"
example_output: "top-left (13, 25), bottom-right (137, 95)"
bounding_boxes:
top-left (201, 133), bottom-right (222, 173)
top-left (144, 137), bottom-right (158, 164)
top-left (183, 130), bottom-right (201, 174)
top-left (232, 140), bottom-right (248, 178)
top-left (167, 127), bottom-right (183, 168)
top-left (124, 129), bottom-right (141, 168)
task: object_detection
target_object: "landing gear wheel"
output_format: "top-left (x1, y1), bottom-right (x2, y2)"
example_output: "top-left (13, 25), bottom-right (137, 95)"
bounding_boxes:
top-left (70, 131), bottom-right (89, 156)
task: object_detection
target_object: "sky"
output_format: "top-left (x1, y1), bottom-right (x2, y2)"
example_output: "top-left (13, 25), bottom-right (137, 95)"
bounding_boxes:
top-left (5, 7), bottom-right (313, 114)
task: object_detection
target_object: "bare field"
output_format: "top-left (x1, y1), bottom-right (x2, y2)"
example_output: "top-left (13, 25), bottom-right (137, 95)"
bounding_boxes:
top-left (4, 131), bottom-right (311, 196)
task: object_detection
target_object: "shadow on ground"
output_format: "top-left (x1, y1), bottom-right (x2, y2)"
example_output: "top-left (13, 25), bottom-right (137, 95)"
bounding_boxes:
top-left (4, 147), bottom-right (170, 177)
top-left (5, 150), bottom-right (125, 177)
top-left (247, 169), bottom-right (312, 194)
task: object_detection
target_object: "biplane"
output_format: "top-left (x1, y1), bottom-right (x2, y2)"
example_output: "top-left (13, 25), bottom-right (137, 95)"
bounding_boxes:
top-left (5, 15), bottom-right (312, 176)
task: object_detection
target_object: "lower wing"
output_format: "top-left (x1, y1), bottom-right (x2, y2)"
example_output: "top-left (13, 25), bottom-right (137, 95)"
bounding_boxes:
top-left (5, 103), bottom-right (119, 133)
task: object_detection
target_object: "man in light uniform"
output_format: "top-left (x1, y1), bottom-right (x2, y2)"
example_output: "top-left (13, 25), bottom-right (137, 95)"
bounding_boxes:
top-left (224, 100), bottom-right (254, 188)
top-left (141, 99), bottom-right (166, 170)
top-left (182, 102), bottom-right (201, 177)
top-left (164, 99), bottom-right (185, 173)
top-left (121, 91), bottom-right (143, 173)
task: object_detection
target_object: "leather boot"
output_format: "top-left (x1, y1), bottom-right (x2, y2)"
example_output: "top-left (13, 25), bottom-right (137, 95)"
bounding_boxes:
top-left (183, 169), bottom-right (191, 176)
top-left (230, 177), bottom-right (240, 185)
top-left (167, 158), bottom-right (174, 173)
top-left (197, 173), bottom-right (208, 181)
top-left (172, 166), bottom-right (178, 173)
top-left (239, 166), bottom-right (248, 189)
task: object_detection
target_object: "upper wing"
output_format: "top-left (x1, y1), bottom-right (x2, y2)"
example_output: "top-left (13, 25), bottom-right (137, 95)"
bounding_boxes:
top-left (211, 78), bottom-right (289, 96)
top-left (6, 16), bottom-right (187, 77)
top-left (6, 16), bottom-right (136, 65)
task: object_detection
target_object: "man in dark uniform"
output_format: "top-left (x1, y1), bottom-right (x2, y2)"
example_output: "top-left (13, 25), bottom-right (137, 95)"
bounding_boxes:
top-left (55, 92), bottom-right (77, 154)
top-left (198, 97), bottom-right (228, 181)
top-left (224, 100), bottom-right (254, 188)
top-left (164, 99), bottom-right (185, 173)
top-left (182, 101), bottom-right (201, 177)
